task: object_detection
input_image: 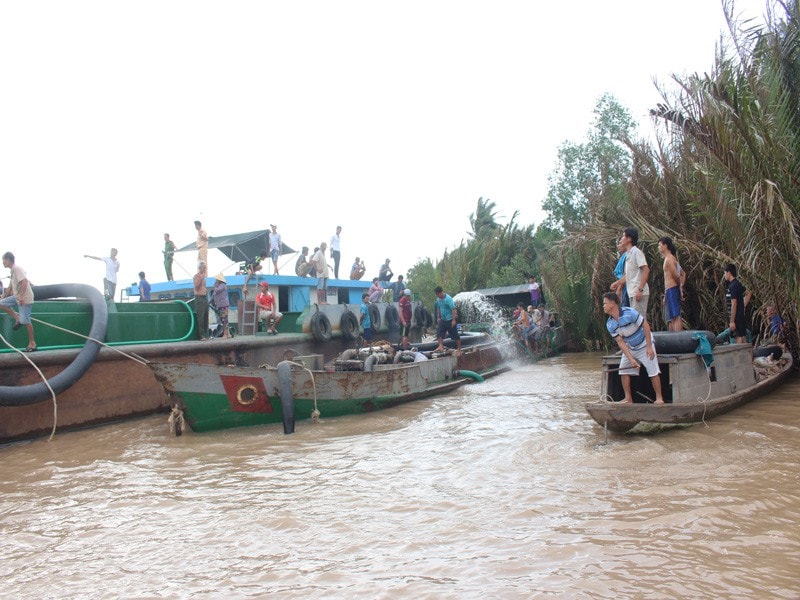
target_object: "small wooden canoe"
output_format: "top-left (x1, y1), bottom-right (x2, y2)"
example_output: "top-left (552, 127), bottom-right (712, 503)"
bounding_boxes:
top-left (587, 342), bottom-right (793, 433)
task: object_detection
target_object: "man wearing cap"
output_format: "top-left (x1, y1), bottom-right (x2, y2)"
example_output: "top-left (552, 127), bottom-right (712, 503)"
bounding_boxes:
top-left (398, 287), bottom-right (413, 349)
top-left (255, 281), bottom-right (282, 334)
top-left (268, 224), bottom-right (281, 275)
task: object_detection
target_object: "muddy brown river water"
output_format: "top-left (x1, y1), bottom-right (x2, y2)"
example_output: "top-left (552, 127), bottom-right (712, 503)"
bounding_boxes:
top-left (1, 352), bottom-right (798, 598)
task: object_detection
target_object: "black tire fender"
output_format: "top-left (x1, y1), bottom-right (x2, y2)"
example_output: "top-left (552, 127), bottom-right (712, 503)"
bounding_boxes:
top-left (368, 304), bottom-right (381, 330)
top-left (340, 311), bottom-right (359, 340)
top-left (385, 305), bottom-right (400, 329)
top-left (422, 307), bottom-right (433, 328)
top-left (413, 305), bottom-right (424, 327)
top-left (310, 312), bottom-right (332, 342)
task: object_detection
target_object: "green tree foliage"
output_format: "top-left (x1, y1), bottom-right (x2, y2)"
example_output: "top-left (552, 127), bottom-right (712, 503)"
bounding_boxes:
top-left (542, 94), bottom-right (637, 232)
top-left (623, 0), bottom-right (800, 349)
top-left (535, 95), bottom-right (638, 349)
top-left (406, 197), bottom-right (538, 312)
top-left (538, 0), bottom-right (800, 354)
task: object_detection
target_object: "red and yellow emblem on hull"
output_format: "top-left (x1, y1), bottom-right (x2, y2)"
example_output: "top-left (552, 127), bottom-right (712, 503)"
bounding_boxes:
top-left (220, 375), bottom-right (274, 413)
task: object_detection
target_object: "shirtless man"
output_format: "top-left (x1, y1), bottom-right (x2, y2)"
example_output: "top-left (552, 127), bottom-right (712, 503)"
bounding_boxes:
top-left (515, 302), bottom-right (534, 349)
top-left (658, 236), bottom-right (683, 331)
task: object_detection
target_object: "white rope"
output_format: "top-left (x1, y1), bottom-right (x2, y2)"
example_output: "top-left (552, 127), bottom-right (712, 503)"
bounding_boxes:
top-left (259, 360), bottom-right (321, 422)
top-left (31, 317), bottom-right (149, 365)
top-left (0, 332), bottom-right (59, 441)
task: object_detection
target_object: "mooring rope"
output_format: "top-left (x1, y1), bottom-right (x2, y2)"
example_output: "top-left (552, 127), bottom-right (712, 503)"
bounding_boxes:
top-left (31, 316), bottom-right (149, 365)
top-left (0, 317), bottom-right (152, 442)
top-left (0, 332), bottom-right (59, 441)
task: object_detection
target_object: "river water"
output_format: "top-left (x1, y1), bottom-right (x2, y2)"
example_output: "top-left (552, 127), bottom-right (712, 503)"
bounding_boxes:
top-left (1, 352), bottom-right (799, 598)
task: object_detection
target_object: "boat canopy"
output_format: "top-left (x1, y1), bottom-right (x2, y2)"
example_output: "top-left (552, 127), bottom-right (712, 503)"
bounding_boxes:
top-left (176, 229), bottom-right (295, 263)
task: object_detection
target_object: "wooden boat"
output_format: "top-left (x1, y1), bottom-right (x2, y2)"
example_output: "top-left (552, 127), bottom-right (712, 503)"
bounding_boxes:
top-left (586, 334), bottom-right (794, 433)
top-left (149, 337), bottom-right (509, 434)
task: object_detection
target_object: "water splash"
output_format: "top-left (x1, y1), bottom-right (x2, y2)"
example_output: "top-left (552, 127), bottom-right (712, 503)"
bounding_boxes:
top-left (453, 291), bottom-right (508, 334)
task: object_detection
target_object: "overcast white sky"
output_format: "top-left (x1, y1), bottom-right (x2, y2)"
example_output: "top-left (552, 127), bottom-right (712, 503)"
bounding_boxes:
top-left (0, 1), bottom-right (767, 294)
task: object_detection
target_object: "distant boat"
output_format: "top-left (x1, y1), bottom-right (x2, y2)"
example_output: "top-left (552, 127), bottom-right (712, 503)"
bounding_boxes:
top-left (586, 331), bottom-right (793, 434)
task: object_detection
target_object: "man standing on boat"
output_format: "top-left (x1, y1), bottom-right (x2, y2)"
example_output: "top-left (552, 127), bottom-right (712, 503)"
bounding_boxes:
top-left (399, 288), bottom-right (412, 349)
top-left (359, 292), bottom-right (373, 344)
top-left (434, 286), bottom-right (461, 354)
top-left (311, 242), bottom-right (329, 304)
top-left (268, 224), bottom-right (282, 275)
top-left (138, 271), bottom-right (151, 302)
top-left (658, 236), bottom-right (683, 331)
top-left (194, 221), bottom-right (208, 265)
top-left (602, 292), bottom-right (664, 405)
top-left (621, 227), bottom-right (650, 317)
top-left (84, 248), bottom-right (119, 301)
top-left (330, 225), bottom-right (342, 279)
top-left (193, 261), bottom-right (209, 341)
top-left (163, 233), bottom-right (176, 281)
top-left (0, 252), bottom-right (36, 352)
top-left (724, 263), bottom-right (751, 344)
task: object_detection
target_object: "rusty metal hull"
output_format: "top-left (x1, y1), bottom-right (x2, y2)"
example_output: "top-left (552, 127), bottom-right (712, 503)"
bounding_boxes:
top-left (148, 338), bottom-right (510, 433)
top-left (0, 333), bottom-right (359, 443)
top-left (586, 346), bottom-right (794, 434)
top-left (150, 354), bottom-right (471, 432)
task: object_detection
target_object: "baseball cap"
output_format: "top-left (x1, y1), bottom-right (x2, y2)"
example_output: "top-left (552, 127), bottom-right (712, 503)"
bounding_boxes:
top-left (404, 289), bottom-right (411, 295)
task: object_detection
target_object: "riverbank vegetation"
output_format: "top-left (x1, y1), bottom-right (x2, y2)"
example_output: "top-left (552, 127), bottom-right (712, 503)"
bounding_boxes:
top-left (408, 0), bottom-right (799, 354)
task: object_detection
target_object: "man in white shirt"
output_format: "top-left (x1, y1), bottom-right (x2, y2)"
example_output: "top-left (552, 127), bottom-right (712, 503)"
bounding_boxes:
top-left (85, 248), bottom-right (120, 301)
top-left (329, 225), bottom-right (342, 279)
top-left (621, 227), bottom-right (650, 317)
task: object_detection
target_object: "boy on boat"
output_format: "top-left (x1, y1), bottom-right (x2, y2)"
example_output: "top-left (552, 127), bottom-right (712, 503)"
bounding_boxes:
top-left (359, 293), bottom-right (373, 343)
top-left (602, 292), bottom-right (664, 405)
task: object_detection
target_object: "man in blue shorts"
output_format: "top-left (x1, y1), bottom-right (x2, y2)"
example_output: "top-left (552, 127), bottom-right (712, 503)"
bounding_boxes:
top-left (658, 236), bottom-right (683, 331)
top-left (0, 252), bottom-right (37, 352)
top-left (603, 292), bottom-right (664, 404)
top-left (434, 286), bottom-right (461, 354)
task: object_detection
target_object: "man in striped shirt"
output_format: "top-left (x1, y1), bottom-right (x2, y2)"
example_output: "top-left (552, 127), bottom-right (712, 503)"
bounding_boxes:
top-left (603, 292), bottom-right (664, 405)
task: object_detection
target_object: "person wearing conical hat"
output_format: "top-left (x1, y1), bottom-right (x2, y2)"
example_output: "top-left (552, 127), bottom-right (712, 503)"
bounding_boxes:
top-left (211, 273), bottom-right (231, 338)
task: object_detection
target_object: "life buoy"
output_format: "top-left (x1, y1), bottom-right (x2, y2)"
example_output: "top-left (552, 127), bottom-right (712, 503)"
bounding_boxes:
top-left (310, 312), bottom-right (332, 342)
top-left (368, 304), bottom-right (381, 329)
top-left (340, 311), bottom-right (359, 340)
top-left (0, 283), bottom-right (108, 407)
top-left (422, 307), bottom-right (433, 328)
top-left (385, 305), bottom-right (400, 329)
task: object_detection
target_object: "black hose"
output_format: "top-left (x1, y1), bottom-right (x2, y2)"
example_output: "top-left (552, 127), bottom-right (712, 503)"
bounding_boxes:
top-left (0, 284), bottom-right (108, 406)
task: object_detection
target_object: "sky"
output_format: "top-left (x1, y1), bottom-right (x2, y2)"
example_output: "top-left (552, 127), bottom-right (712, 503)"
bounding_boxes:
top-left (0, 0), bottom-right (769, 295)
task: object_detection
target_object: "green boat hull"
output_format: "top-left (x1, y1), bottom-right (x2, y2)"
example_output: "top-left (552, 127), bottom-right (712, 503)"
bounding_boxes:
top-left (150, 354), bottom-right (469, 433)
